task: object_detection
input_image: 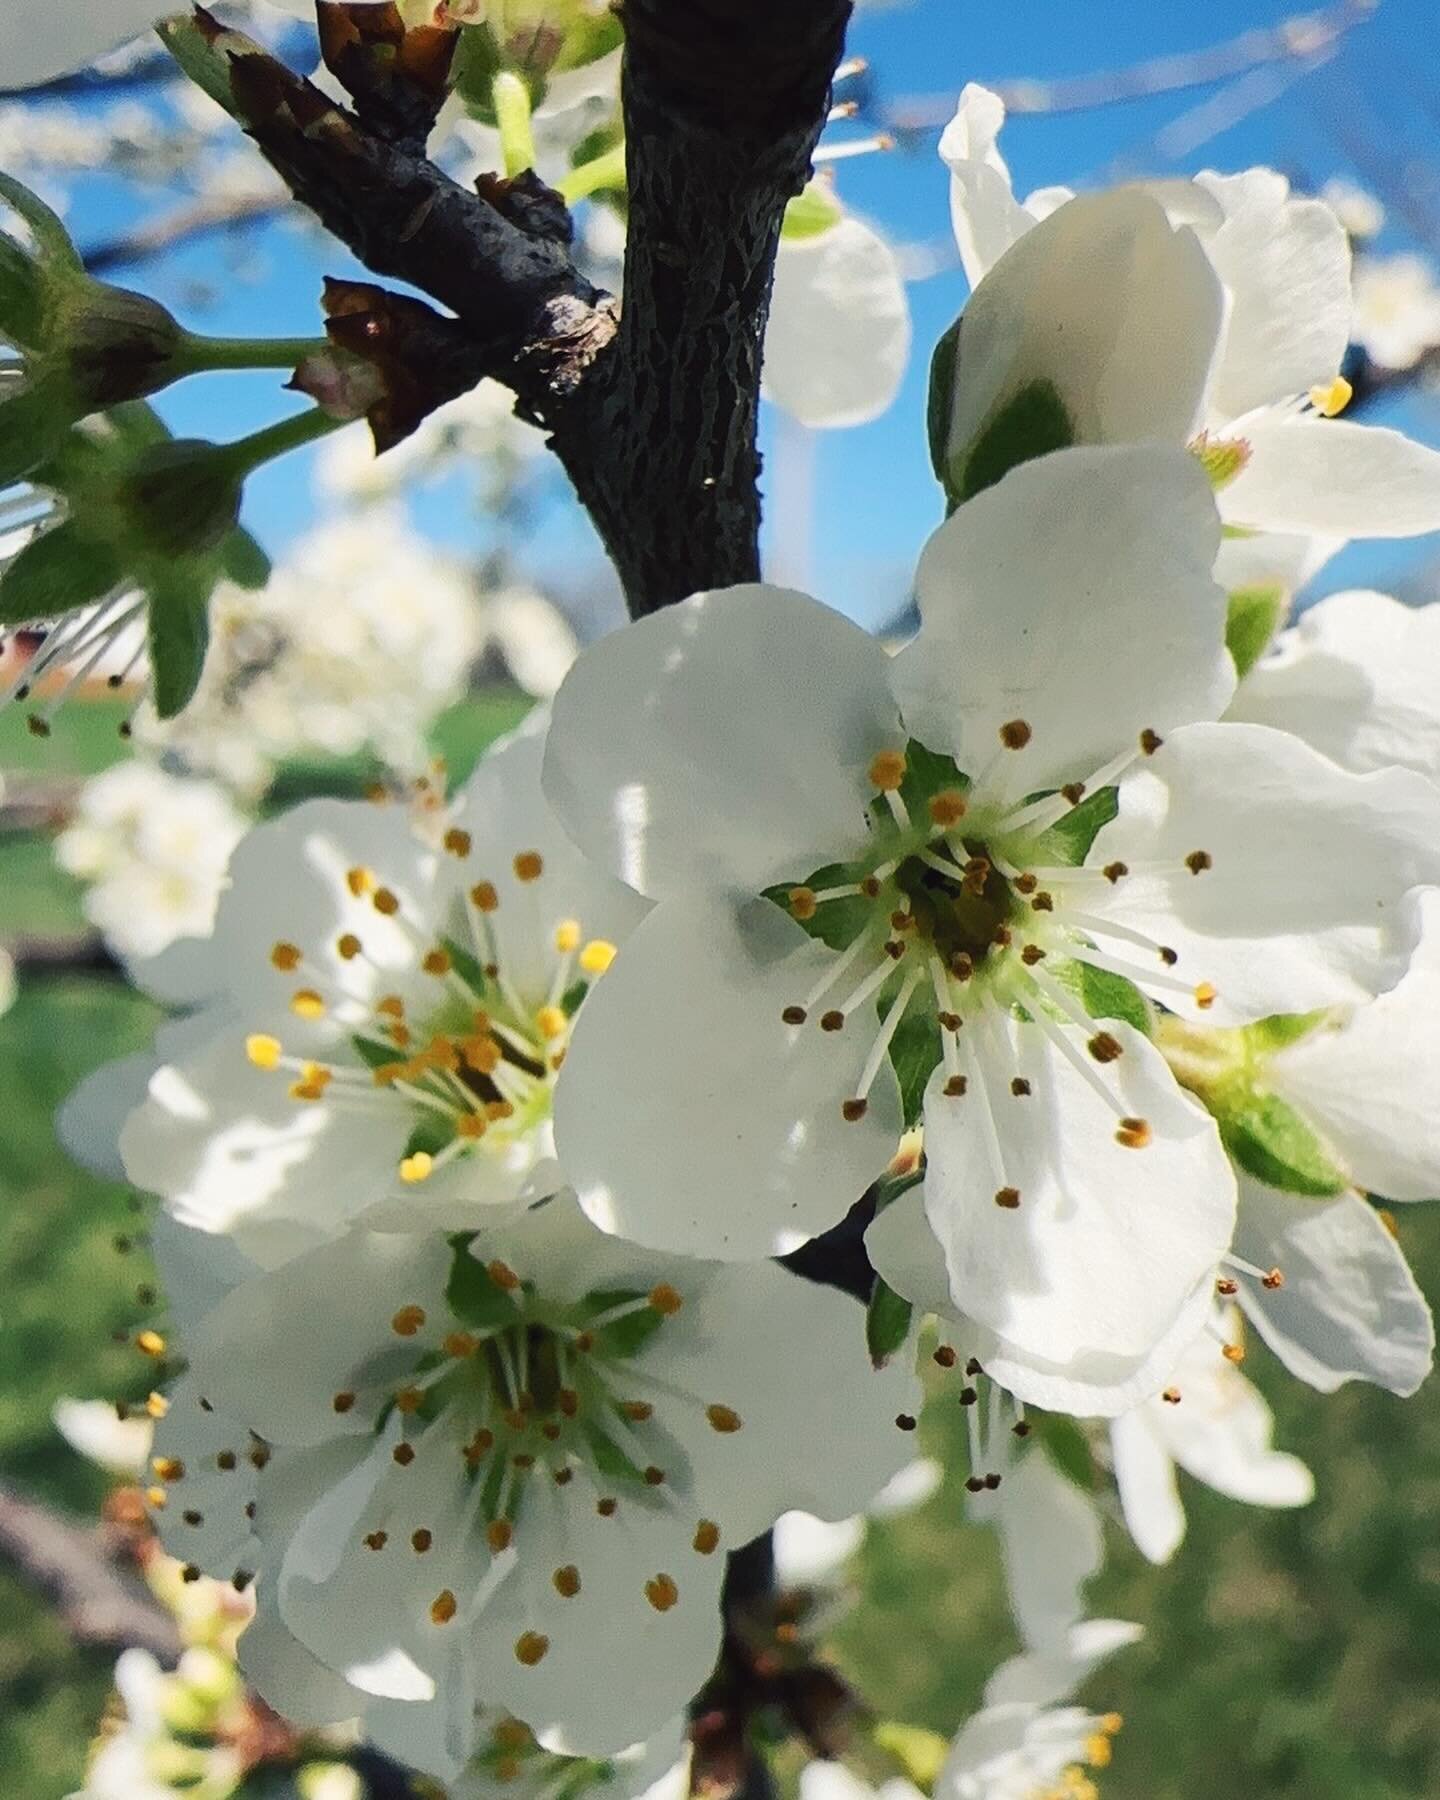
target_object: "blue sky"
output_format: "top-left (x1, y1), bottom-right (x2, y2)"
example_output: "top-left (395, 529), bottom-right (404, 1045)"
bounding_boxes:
top-left (46, 0), bottom-right (1440, 629)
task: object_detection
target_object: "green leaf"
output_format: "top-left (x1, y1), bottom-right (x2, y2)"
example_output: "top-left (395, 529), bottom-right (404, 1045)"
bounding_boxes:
top-left (1034, 1412), bottom-right (1096, 1490)
top-left (1216, 1088), bottom-right (1347, 1197)
top-left (926, 319), bottom-right (962, 496)
top-left (783, 182), bottom-right (844, 242)
top-left (446, 1238), bottom-right (521, 1330)
top-left (956, 378), bottom-right (1074, 504)
top-left (146, 582), bottom-right (211, 719)
top-left (1068, 958), bottom-right (1152, 1036)
top-left (0, 521), bottom-right (120, 627)
top-left (1035, 784), bottom-right (1118, 867)
top-left (866, 1278), bottom-right (914, 1370)
top-left (1225, 584), bottom-right (1287, 680)
top-left (888, 991), bottom-right (941, 1129)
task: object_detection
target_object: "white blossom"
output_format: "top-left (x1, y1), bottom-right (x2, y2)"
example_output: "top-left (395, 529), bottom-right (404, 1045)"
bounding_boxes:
top-left (317, 386), bottom-right (545, 511)
top-left (1319, 177), bottom-right (1385, 240)
top-left (1351, 253), bottom-right (1440, 370)
top-left (937, 1701), bottom-right (1122, 1800)
top-left (53, 1396), bottom-right (154, 1478)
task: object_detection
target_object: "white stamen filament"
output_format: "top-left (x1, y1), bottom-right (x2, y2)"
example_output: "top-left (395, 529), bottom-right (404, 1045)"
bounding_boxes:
top-left (856, 966), bottom-right (922, 1099)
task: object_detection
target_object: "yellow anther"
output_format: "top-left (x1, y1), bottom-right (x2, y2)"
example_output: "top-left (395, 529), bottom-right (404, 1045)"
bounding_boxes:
top-left (137, 1330), bottom-right (167, 1358)
top-left (1194, 981), bottom-right (1218, 1011)
top-left (290, 989), bottom-right (325, 1020)
top-left (1085, 1734), bottom-right (1114, 1769)
top-left (579, 939), bottom-right (617, 975)
top-left (648, 1283), bottom-right (683, 1316)
top-left (471, 881), bottom-right (500, 912)
top-left (1101, 1713), bottom-right (1124, 1735)
top-left (246, 1034), bottom-right (282, 1070)
top-left (644, 1573), bottom-right (680, 1612)
top-left (693, 1520), bottom-right (721, 1555)
top-left (346, 867), bottom-right (375, 897)
top-left (444, 1331), bottom-right (479, 1359)
top-left (145, 1393), bottom-right (169, 1420)
top-left (868, 748), bottom-right (907, 791)
top-left (554, 919), bottom-right (582, 953)
top-left (1115, 1116), bottom-right (1152, 1150)
top-left (422, 948), bottom-right (452, 977)
top-left (705, 1404), bottom-right (743, 1434)
top-left (462, 1035), bottom-right (501, 1075)
top-left (400, 1153), bottom-right (434, 1185)
top-left (430, 1589), bottom-right (458, 1624)
top-left (1221, 1341), bottom-right (1246, 1364)
top-left (535, 1005), bottom-right (568, 1042)
top-left (552, 1564), bottom-right (582, 1598)
top-left (392, 1305), bottom-right (427, 1337)
top-left (514, 851), bottom-right (544, 882)
top-left (443, 828), bottom-right (472, 857)
top-left (152, 1456), bottom-right (185, 1482)
top-left (289, 1080), bottom-right (328, 1103)
top-left (928, 788), bottom-right (968, 827)
top-left (1309, 375), bottom-right (1352, 417)
top-left (514, 1631), bottom-right (549, 1665)
top-left (270, 942), bottom-right (302, 971)
top-left (337, 933), bottom-right (363, 960)
top-left (788, 886), bottom-right (818, 921)
top-left (373, 887), bottom-right (400, 916)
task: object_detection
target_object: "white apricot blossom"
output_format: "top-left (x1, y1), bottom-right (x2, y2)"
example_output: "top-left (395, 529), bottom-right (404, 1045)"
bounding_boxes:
top-left (544, 443), bottom-right (1440, 1401)
top-left (1108, 1310), bottom-right (1313, 1565)
top-left (104, 717), bottom-right (647, 1265)
top-left (151, 1195), bottom-right (920, 1757)
top-left (1350, 252), bottom-right (1440, 371)
top-left (935, 84), bottom-right (1440, 549)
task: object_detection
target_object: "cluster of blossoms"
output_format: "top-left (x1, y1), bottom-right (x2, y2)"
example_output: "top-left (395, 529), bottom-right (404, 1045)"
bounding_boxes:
top-left (13, 6), bottom-right (1440, 1794)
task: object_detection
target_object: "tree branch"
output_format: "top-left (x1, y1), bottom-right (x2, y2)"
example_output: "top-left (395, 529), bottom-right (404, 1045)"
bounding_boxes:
top-left (0, 1481), bottom-right (181, 1659)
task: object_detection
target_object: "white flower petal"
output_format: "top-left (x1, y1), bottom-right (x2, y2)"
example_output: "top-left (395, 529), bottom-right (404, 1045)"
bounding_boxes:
top-left (1214, 527), bottom-right (1341, 600)
top-left (919, 1021), bottom-right (1234, 1366)
top-left (983, 1618), bottom-right (1144, 1708)
top-left (0, 0), bottom-right (169, 88)
top-left (1232, 589), bottom-right (1440, 782)
top-left (938, 83), bottom-right (1034, 285)
top-left (1222, 418), bottom-right (1440, 538)
top-left (772, 1511), bottom-right (865, 1586)
top-left (764, 215), bottom-right (911, 428)
top-left (543, 586), bottom-right (899, 899)
top-left (238, 1599), bottom-right (365, 1730)
top-left (893, 446), bottom-right (1230, 791)
top-left (992, 1448), bottom-right (1103, 1649)
top-left (53, 1398), bottom-right (151, 1479)
top-left (58, 1050), bottom-right (159, 1184)
top-left (944, 190), bottom-right (1222, 477)
top-left (1109, 1410), bottom-right (1185, 1564)
top-left (1233, 1178), bottom-right (1434, 1397)
top-left (1193, 169), bottom-right (1351, 420)
top-left (555, 894), bottom-right (901, 1259)
top-left (1090, 721), bottom-right (1440, 1021)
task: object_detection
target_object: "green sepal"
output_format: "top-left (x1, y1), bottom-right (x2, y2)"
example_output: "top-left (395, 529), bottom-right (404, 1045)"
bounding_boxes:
top-left (866, 1277), bottom-right (914, 1370)
top-left (783, 181), bottom-right (844, 242)
top-left (0, 171), bottom-right (82, 276)
top-left (1225, 584), bottom-right (1287, 680)
top-left (894, 738), bottom-right (970, 820)
top-left (1216, 1088), bottom-right (1347, 1197)
top-left (146, 579), bottom-right (212, 719)
top-left (440, 934), bottom-right (491, 1000)
top-left (561, 978), bottom-right (589, 1017)
top-left (1243, 1010), bottom-right (1328, 1055)
top-left (351, 1034), bottom-right (405, 1073)
top-left (0, 519), bottom-right (120, 626)
top-left (1034, 1411), bottom-right (1097, 1490)
top-left (1064, 957), bottom-right (1153, 1037)
top-left (582, 1423), bottom-right (647, 1488)
top-left (446, 1237), bottom-right (522, 1330)
top-left (220, 526), bottom-right (271, 591)
top-left (1033, 784), bottom-right (1118, 867)
top-left (403, 1116), bottom-right (453, 1161)
top-left (0, 231), bottom-right (44, 346)
top-left (583, 1289), bottom-right (665, 1359)
top-left (926, 319), bottom-right (962, 498)
top-left (0, 373), bottom-right (71, 489)
top-left (954, 378), bottom-right (1074, 505)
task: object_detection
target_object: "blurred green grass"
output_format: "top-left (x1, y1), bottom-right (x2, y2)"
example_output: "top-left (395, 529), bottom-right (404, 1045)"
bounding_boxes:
top-left (2, 694), bottom-right (1439, 1797)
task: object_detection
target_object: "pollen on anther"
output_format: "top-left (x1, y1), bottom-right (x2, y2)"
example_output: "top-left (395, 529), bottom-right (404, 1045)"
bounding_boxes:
top-left (580, 939), bottom-right (617, 974)
top-left (648, 1283), bottom-right (683, 1316)
top-left (928, 788), bottom-right (968, 828)
top-left (431, 1589), bottom-right (458, 1624)
top-left (597, 1497), bottom-right (618, 1516)
top-left (1262, 1267), bottom-right (1286, 1290)
top-left (332, 1391), bottom-right (356, 1414)
top-left (1139, 729), bottom-right (1164, 756)
top-left (392, 1304), bottom-right (427, 1337)
top-left (488, 1519), bottom-right (514, 1552)
top-left (645, 1573), bottom-right (680, 1612)
top-left (137, 1329), bottom-right (167, 1358)
top-left (1088, 1032), bottom-right (1124, 1064)
top-left (536, 1005), bottom-right (568, 1042)
top-left (943, 1075), bottom-right (968, 1098)
top-left (152, 1456), bottom-right (185, 1482)
top-left (1194, 982), bottom-right (1218, 1011)
top-left (1011, 1078), bottom-right (1032, 1097)
top-left (444, 828), bottom-right (472, 857)
top-left (1116, 1116), bottom-right (1151, 1149)
top-left (869, 749), bottom-right (907, 791)
top-left (553, 920), bottom-right (582, 956)
top-left (788, 887), bottom-right (818, 921)
top-left (1309, 375), bottom-right (1352, 417)
top-left (999, 719), bottom-right (1032, 750)
top-left (515, 1631), bottom-right (549, 1665)
top-left (411, 1529), bottom-right (433, 1553)
top-left (270, 942), bottom-right (302, 971)
top-left (372, 887), bottom-right (400, 916)
top-left (781, 1005), bottom-right (807, 1026)
top-left (706, 1404), bottom-right (743, 1434)
top-left (400, 1153), bottom-right (434, 1185)
top-left (553, 1564), bottom-right (582, 1597)
top-left (1185, 850), bottom-right (1213, 875)
top-left (842, 1098), bottom-right (869, 1122)
top-left (488, 1260), bottom-right (521, 1292)
top-left (246, 1035), bottom-right (282, 1071)
top-left (693, 1520), bottom-right (721, 1555)
top-left (995, 1187), bottom-right (1021, 1209)
top-left (1222, 1342), bottom-right (1245, 1365)
top-left (1216, 1277), bottom-right (1239, 1297)
top-left (514, 851), bottom-right (544, 882)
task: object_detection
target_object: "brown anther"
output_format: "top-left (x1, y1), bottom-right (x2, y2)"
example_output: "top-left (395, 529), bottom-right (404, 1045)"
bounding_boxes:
top-left (621, 1401), bottom-right (654, 1422)
top-left (541, 1422), bottom-right (562, 1442)
top-left (938, 1010), bottom-right (963, 1032)
top-left (514, 1631), bottom-right (550, 1665)
top-left (1103, 861), bottom-right (1129, 884)
top-left (965, 1358), bottom-right (984, 1376)
top-left (487, 1260), bottom-right (521, 1292)
top-left (1185, 850), bottom-right (1214, 875)
top-left (444, 828), bottom-right (472, 857)
top-left (573, 1332), bottom-right (594, 1353)
top-left (1061, 782), bottom-right (1086, 805)
top-left (820, 1009), bottom-right (845, 1032)
top-left (249, 1446), bottom-right (270, 1471)
top-left (1015, 872), bottom-right (1039, 896)
top-left (965, 1476), bottom-right (985, 1493)
top-left (890, 909), bottom-right (914, 931)
top-left (1010, 1078), bottom-right (1032, 1097)
top-left (1140, 729), bottom-right (1164, 755)
top-left (999, 719), bottom-right (1033, 750)
top-left (1116, 1116), bottom-right (1152, 1149)
top-left (928, 788), bottom-right (968, 827)
top-left (392, 1305), bottom-right (427, 1337)
top-left (788, 887), bottom-right (818, 921)
top-left (781, 1005), bottom-right (807, 1026)
top-left (393, 1443), bottom-right (416, 1467)
top-left (992, 924), bottom-right (1014, 947)
top-left (216, 1451), bottom-right (237, 1472)
top-left (513, 851), bottom-right (544, 882)
top-left (396, 1387), bottom-right (425, 1415)
top-left (706, 1404), bottom-right (743, 1434)
top-left (364, 1531), bottom-right (388, 1550)
top-left (1012, 1420), bottom-right (1032, 1439)
top-left (860, 876), bottom-right (882, 899)
top-left (1216, 1277), bottom-right (1239, 1296)
top-left (431, 1589), bottom-right (458, 1624)
top-left (994, 1187), bottom-right (1022, 1209)
top-left (411, 1529), bottom-right (433, 1553)
top-left (182, 1510), bottom-right (203, 1527)
top-left (841, 1098), bottom-right (869, 1122)
top-left (643, 1465), bottom-right (666, 1486)
top-left (1088, 1032), bottom-right (1124, 1064)
top-left (1159, 945), bottom-right (1179, 966)
top-left (884, 939), bottom-right (906, 959)
top-left (645, 1573), bottom-right (680, 1612)
top-left (553, 1468), bottom-right (574, 1485)
top-left (869, 748), bottom-right (908, 791)
top-left (332, 1392), bottom-right (356, 1414)
top-left (422, 948), bottom-right (452, 976)
top-left (181, 1564), bottom-right (201, 1584)
top-left (943, 1075), bottom-right (968, 1098)
top-left (693, 1520), bottom-right (721, 1555)
top-left (1262, 1267), bottom-right (1286, 1291)
top-left (443, 1332), bottom-right (479, 1359)
top-left (1162, 1387), bottom-right (1182, 1404)
top-left (933, 1345), bottom-right (958, 1369)
top-left (558, 1388), bottom-right (580, 1417)
top-left (152, 1457), bottom-right (184, 1482)
top-left (27, 715), bottom-right (50, 738)
top-left (1021, 944), bottom-right (1046, 966)
top-left (372, 887), bottom-right (400, 916)
top-left (553, 1564), bottom-right (581, 1598)
top-left (648, 1284), bottom-right (683, 1317)
top-left (270, 942), bottom-right (302, 971)
top-left (487, 1519), bottom-right (514, 1552)
top-left (950, 952), bottom-right (974, 981)
top-left (1029, 892), bottom-right (1054, 913)
top-left (471, 881), bottom-right (499, 912)
top-left (983, 1472), bottom-right (1003, 1491)
top-left (895, 1413), bottom-right (917, 1431)
top-left (337, 933), bottom-right (363, 960)
top-left (596, 1497), bottom-right (618, 1517)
